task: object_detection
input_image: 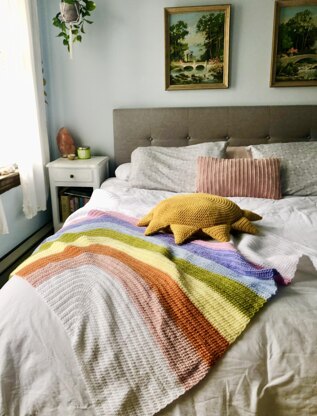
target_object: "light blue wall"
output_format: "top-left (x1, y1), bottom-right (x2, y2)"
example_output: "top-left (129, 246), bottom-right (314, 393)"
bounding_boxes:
top-left (38, 0), bottom-right (317, 163)
top-left (2, 0), bottom-right (317, 258)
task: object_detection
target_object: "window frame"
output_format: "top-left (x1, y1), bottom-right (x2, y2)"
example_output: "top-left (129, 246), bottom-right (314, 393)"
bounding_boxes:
top-left (0, 172), bottom-right (20, 194)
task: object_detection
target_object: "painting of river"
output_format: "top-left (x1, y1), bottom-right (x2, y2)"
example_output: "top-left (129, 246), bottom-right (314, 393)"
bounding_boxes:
top-left (165, 5), bottom-right (231, 90)
top-left (271, 1), bottom-right (317, 87)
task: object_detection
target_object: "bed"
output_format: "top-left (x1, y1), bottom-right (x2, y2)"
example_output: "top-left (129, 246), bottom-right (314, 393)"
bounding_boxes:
top-left (1, 105), bottom-right (317, 416)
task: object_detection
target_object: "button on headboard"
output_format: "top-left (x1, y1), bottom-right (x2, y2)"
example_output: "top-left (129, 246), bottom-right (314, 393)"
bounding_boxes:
top-left (113, 106), bottom-right (317, 166)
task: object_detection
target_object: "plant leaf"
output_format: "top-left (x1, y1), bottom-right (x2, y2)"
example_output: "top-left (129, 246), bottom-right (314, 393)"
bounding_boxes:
top-left (53, 0), bottom-right (95, 51)
top-left (86, 1), bottom-right (96, 11)
top-left (53, 17), bottom-right (61, 27)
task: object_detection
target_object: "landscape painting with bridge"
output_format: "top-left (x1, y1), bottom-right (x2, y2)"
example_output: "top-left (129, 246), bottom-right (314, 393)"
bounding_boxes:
top-left (271, 1), bottom-right (317, 87)
top-left (165, 5), bottom-right (231, 90)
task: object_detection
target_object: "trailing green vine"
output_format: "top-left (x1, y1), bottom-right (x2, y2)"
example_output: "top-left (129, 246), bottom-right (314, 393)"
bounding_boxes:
top-left (52, 0), bottom-right (96, 52)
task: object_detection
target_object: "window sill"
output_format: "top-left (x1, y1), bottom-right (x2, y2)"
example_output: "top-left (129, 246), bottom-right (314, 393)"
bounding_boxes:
top-left (0, 172), bottom-right (20, 195)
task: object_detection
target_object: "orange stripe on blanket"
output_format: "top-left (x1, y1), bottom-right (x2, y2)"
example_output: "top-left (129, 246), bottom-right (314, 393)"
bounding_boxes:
top-left (24, 252), bottom-right (209, 389)
top-left (18, 244), bottom-right (229, 369)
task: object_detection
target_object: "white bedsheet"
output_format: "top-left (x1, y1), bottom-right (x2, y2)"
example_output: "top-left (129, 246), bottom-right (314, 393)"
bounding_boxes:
top-left (1, 179), bottom-right (317, 416)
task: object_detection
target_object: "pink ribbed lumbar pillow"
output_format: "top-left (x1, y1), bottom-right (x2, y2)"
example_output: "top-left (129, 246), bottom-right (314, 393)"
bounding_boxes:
top-left (196, 157), bottom-right (282, 199)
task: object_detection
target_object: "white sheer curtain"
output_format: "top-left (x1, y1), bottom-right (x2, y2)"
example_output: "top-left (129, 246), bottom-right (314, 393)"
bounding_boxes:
top-left (0, 0), bottom-right (49, 232)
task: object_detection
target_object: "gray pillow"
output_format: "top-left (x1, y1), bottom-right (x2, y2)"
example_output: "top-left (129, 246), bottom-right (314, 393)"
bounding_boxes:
top-left (129, 142), bottom-right (227, 192)
top-left (249, 142), bottom-right (317, 196)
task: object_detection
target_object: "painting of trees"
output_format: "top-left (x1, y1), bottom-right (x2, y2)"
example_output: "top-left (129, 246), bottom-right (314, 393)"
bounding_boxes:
top-left (271, 1), bottom-right (317, 87)
top-left (196, 12), bottom-right (225, 61)
top-left (277, 9), bottom-right (316, 54)
top-left (170, 21), bottom-right (189, 61)
top-left (165, 5), bottom-right (230, 90)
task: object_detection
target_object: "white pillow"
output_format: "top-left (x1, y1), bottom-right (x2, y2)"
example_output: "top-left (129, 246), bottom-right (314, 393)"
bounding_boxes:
top-left (129, 142), bottom-right (227, 192)
top-left (249, 141), bottom-right (317, 196)
top-left (115, 163), bottom-right (131, 181)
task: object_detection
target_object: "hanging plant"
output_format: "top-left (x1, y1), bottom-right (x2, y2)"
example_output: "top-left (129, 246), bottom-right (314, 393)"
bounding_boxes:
top-left (52, 0), bottom-right (96, 57)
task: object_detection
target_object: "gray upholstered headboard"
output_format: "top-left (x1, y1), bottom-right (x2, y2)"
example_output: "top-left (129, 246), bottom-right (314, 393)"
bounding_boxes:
top-left (113, 106), bottom-right (317, 166)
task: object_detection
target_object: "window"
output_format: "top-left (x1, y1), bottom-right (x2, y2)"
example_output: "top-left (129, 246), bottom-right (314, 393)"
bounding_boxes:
top-left (0, 0), bottom-right (49, 231)
top-left (0, 1), bottom-right (20, 193)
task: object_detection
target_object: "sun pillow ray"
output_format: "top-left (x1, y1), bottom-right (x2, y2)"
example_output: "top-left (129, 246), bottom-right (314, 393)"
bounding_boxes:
top-left (137, 193), bottom-right (262, 244)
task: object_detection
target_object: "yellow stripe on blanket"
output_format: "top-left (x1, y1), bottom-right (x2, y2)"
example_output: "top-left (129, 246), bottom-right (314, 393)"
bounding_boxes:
top-left (15, 232), bottom-right (248, 341)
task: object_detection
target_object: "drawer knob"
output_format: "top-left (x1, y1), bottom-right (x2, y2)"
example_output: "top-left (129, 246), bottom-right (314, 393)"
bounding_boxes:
top-left (70, 174), bottom-right (74, 178)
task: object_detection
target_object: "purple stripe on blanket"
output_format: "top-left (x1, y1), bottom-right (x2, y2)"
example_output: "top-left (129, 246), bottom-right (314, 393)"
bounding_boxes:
top-left (44, 210), bottom-right (281, 282)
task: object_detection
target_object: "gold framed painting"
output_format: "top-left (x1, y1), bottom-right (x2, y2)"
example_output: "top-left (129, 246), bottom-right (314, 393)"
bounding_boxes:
top-left (164, 5), bottom-right (231, 90)
top-left (270, 0), bottom-right (317, 87)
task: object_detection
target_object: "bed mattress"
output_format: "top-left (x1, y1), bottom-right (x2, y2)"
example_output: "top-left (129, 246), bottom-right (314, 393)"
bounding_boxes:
top-left (1, 179), bottom-right (316, 416)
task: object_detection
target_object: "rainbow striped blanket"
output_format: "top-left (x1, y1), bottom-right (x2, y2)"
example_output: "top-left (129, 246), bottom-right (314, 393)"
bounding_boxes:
top-left (14, 210), bottom-right (279, 416)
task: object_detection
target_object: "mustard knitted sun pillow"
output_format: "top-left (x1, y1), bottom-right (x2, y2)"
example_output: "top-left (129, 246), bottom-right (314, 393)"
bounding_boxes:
top-left (137, 193), bottom-right (262, 244)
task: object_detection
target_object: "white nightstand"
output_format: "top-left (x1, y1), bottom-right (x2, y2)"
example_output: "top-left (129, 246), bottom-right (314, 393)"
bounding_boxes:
top-left (47, 156), bottom-right (109, 232)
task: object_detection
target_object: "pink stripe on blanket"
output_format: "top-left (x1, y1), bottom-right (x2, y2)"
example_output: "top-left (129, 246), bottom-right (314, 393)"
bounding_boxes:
top-left (66, 210), bottom-right (139, 227)
top-left (26, 252), bottom-right (210, 389)
top-left (65, 209), bottom-right (106, 227)
top-left (192, 240), bottom-right (236, 251)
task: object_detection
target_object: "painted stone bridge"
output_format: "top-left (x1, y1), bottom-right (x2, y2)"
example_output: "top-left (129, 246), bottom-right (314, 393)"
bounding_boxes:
top-left (179, 61), bottom-right (211, 71)
top-left (279, 53), bottom-right (317, 67)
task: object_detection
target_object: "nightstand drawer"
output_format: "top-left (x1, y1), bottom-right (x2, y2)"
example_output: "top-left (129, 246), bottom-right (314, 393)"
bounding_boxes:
top-left (53, 168), bottom-right (93, 182)
top-left (47, 156), bottom-right (109, 232)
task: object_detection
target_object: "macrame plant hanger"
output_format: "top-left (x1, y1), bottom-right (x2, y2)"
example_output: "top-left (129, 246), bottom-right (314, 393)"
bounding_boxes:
top-left (60, 1), bottom-right (81, 59)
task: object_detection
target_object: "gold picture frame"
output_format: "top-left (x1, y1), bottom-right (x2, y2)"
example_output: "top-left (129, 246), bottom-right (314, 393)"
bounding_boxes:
top-left (270, 0), bottom-right (317, 87)
top-left (164, 5), bottom-right (231, 90)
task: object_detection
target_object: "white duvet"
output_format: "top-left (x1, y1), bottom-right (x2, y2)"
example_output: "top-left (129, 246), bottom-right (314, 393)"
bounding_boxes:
top-left (0, 179), bottom-right (316, 416)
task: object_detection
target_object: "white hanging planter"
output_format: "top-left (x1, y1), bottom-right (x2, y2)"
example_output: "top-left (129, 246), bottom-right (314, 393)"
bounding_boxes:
top-left (60, 1), bottom-right (80, 23)
top-left (60, 1), bottom-right (80, 59)
top-left (52, 1), bottom-right (96, 58)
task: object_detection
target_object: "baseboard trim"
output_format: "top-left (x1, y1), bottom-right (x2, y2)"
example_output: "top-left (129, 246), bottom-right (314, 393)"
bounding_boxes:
top-left (0, 223), bottom-right (53, 275)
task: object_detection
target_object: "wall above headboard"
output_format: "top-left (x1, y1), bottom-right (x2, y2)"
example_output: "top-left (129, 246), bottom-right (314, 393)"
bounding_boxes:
top-left (38, 0), bottom-right (317, 163)
top-left (113, 106), bottom-right (317, 165)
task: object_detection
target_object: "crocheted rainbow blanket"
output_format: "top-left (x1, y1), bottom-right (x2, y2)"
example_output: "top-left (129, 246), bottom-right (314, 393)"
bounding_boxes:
top-left (14, 210), bottom-right (279, 416)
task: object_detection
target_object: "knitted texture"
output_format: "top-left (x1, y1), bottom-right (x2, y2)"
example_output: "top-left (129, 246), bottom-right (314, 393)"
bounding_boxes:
top-left (196, 157), bottom-right (282, 199)
top-left (138, 193), bottom-right (262, 244)
top-left (13, 210), bottom-right (278, 416)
